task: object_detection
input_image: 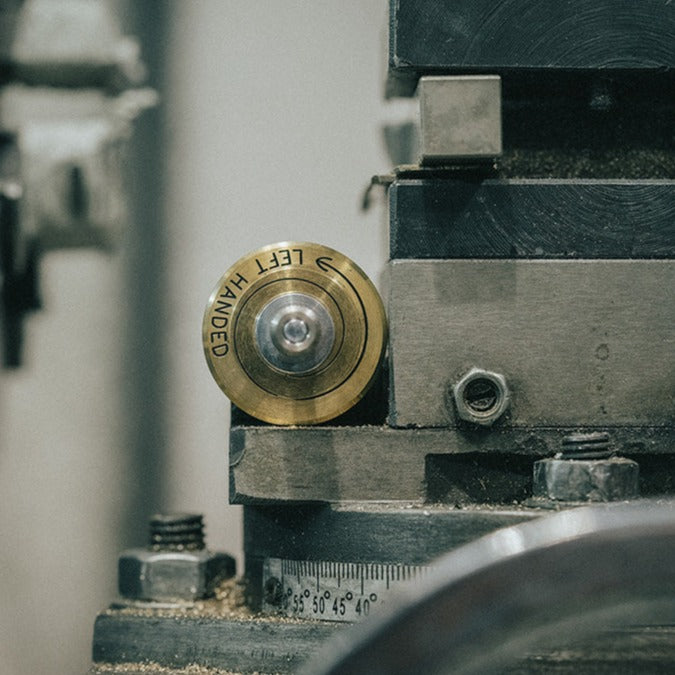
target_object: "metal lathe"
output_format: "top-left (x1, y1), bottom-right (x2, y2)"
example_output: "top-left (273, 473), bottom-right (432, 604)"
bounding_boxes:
top-left (91, 1), bottom-right (675, 673)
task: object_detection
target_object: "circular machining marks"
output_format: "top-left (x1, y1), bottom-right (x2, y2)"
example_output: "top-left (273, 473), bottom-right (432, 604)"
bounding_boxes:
top-left (202, 242), bottom-right (387, 425)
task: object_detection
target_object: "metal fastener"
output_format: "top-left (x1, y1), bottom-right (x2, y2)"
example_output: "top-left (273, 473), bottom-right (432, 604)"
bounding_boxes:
top-left (560, 431), bottom-right (613, 460)
top-left (452, 368), bottom-right (510, 426)
top-left (533, 433), bottom-right (639, 502)
top-left (118, 513), bottom-right (236, 603)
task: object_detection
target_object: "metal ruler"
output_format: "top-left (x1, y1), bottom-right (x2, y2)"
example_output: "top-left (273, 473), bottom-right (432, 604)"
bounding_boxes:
top-left (262, 558), bottom-right (431, 623)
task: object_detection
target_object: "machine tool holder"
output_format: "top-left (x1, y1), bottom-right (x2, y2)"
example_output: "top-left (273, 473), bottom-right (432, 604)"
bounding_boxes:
top-left (92, 1), bottom-right (675, 672)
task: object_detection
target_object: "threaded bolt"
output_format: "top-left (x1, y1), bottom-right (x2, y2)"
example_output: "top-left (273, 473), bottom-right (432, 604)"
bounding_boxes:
top-left (560, 432), bottom-right (612, 460)
top-left (149, 513), bottom-right (205, 551)
top-left (534, 431), bottom-right (639, 502)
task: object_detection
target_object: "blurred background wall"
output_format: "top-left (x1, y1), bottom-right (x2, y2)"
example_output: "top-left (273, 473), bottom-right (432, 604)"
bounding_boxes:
top-left (0, 2), bottom-right (391, 673)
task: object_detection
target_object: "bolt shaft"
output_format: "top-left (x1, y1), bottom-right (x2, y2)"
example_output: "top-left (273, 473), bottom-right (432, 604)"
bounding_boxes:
top-left (560, 432), bottom-right (612, 460)
top-left (149, 513), bottom-right (205, 551)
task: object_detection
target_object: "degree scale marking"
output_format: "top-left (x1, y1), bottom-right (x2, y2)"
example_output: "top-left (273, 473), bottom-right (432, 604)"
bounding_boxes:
top-left (263, 558), bottom-right (432, 624)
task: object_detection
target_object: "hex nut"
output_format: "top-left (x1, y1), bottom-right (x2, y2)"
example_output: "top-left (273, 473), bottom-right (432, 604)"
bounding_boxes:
top-left (118, 548), bottom-right (236, 602)
top-left (453, 368), bottom-right (510, 426)
top-left (533, 457), bottom-right (639, 502)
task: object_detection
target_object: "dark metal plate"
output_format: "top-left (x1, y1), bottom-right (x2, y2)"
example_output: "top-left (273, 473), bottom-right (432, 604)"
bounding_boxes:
top-left (390, 179), bottom-right (675, 259)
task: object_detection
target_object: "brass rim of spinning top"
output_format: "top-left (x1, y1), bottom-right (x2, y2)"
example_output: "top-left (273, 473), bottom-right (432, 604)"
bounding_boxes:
top-left (202, 241), bottom-right (387, 425)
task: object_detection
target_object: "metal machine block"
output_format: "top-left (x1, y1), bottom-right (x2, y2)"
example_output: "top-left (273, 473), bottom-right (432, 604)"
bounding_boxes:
top-left (93, 612), bottom-right (339, 675)
top-left (389, 178), bottom-right (675, 260)
top-left (91, 610), bottom-right (675, 675)
top-left (228, 424), bottom-right (671, 504)
top-left (388, 259), bottom-right (674, 428)
top-left (245, 503), bottom-right (537, 568)
top-left (418, 75), bottom-right (502, 164)
top-left (89, 1), bottom-right (675, 671)
top-left (388, 0), bottom-right (675, 96)
top-left (93, 507), bottom-right (675, 674)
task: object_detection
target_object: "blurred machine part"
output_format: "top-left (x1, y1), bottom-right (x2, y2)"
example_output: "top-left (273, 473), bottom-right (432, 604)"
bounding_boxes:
top-left (307, 500), bottom-right (675, 675)
top-left (0, 0), bottom-right (154, 366)
top-left (92, 1), bottom-right (674, 673)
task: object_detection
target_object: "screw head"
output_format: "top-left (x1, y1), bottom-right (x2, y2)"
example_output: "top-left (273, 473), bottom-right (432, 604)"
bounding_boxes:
top-left (453, 368), bottom-right (510, 426)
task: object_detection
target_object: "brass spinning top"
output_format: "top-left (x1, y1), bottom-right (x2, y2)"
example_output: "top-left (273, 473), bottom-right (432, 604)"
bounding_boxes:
top-left (202, 242), bottom-right (387, 425)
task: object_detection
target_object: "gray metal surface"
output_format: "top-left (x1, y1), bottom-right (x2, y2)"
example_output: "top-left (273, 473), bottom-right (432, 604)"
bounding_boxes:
top-left (91, 612), bottom-right (675, 675)
top-left (92, 505), bottom-right (675, 674)
top-left (418, 76), bottom-right (501, 164)
top-left (388, 179), bottom-right (675, 259)
top-left (387, 0), bottom-right (675, 96)
top-left (92, 610), bottom-right (340, 674)
top-left (245, 503), bottom-right (537, 566)
top-left (306, 500), bottom-right (675, 675)
top-left (229, 425), bottom-right (671, 503)
top-left (251, 502), bottom-right (538, 619)
top-left (388, 259), bottom-right (675, 428)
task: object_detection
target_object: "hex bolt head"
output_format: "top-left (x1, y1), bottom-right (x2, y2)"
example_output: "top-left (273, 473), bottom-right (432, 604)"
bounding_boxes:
top-left (533, 457), bottom-right (639, 502)
top-left (452, 368), bottom-right (510, 426)
top-left (118, 513), bottom-right (236, 603)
